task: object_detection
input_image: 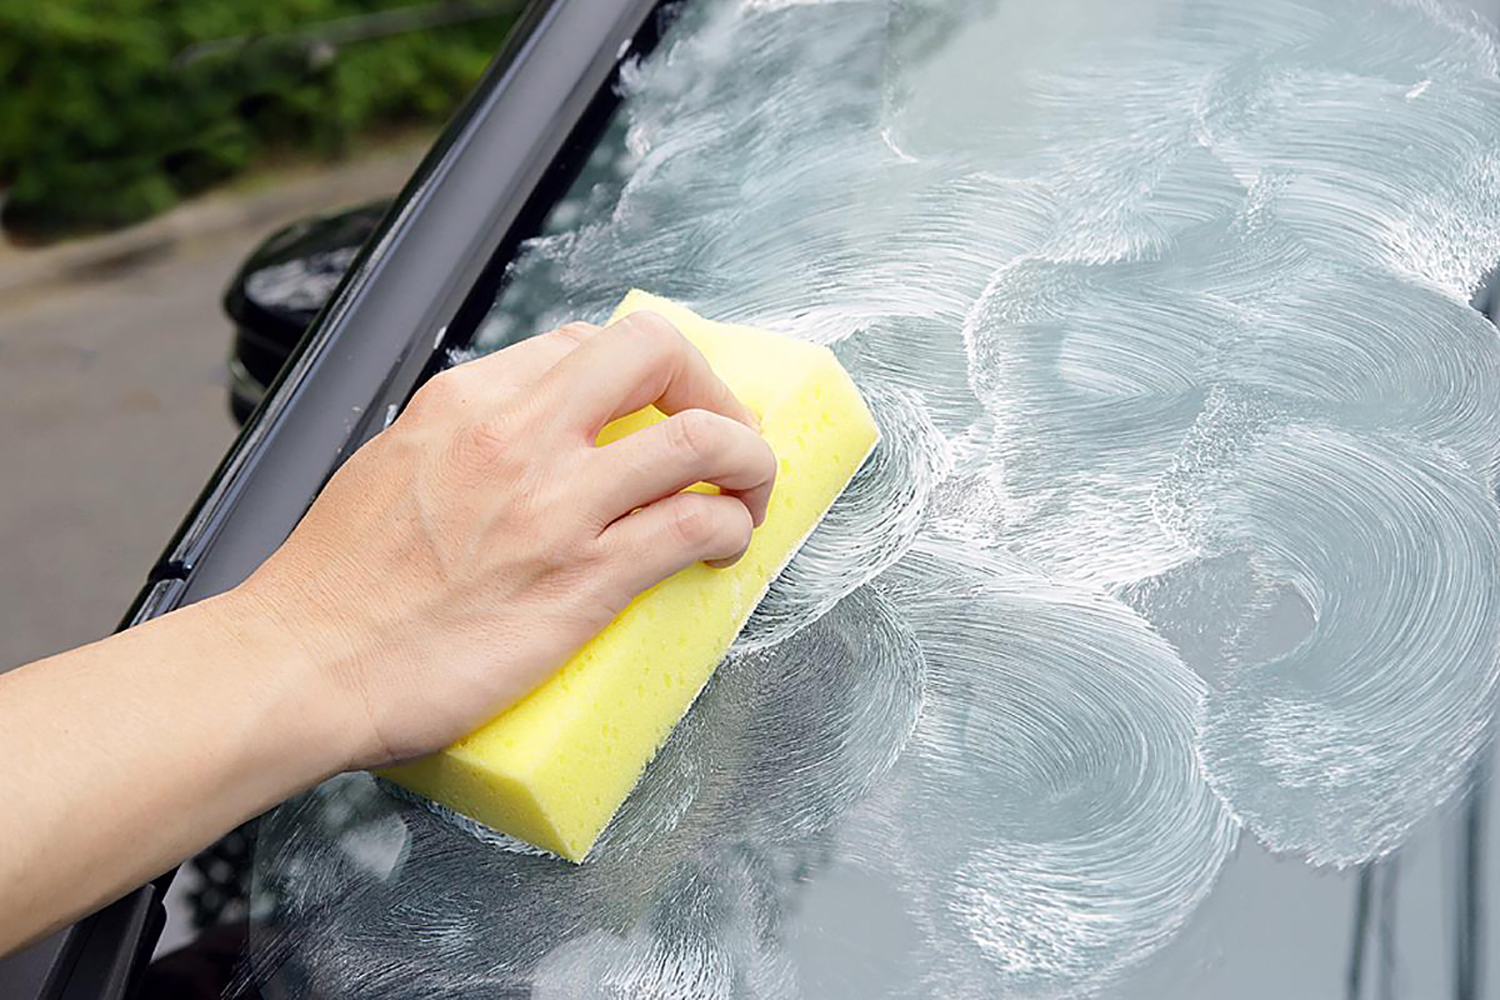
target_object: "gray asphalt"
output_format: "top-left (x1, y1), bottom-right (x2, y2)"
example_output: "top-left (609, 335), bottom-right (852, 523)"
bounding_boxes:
top-left (0, 234), bottom-right (249, 670)
top-left (0, 142), bottom-right (425, 674)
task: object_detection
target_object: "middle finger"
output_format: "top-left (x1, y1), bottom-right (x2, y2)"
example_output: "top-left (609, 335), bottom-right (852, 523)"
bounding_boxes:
top-left (590, 408), bottom-right (777, 527)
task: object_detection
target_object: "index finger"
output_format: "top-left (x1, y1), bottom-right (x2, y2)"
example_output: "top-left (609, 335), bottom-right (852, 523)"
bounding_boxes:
top-left (452, 321), bottom-right (601, 396)
top-left (537, 310), bottom-right (760, 437)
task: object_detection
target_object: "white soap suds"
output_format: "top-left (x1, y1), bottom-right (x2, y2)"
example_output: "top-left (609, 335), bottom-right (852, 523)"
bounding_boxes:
top-left (246, 0), bottom-right (1500, 996)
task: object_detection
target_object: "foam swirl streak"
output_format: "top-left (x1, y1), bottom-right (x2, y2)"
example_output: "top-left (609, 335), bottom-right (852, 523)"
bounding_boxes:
top-left (245, 586), bottom-right (923, 998)
top-left (735, 384), bottom-right (952, 651)
top-left (948, 259), bottom-right (1226, 585)
top-left (871, 542), bottom-right (1236, 998)
top-left (248, 0), bottom-right (1500, 993)
top-left (1183, 426), bottom-right (1500, 863)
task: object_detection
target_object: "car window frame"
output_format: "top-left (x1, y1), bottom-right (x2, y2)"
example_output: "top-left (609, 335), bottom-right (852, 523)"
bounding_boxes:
top-left (0, 1), bottom-right (675, 996)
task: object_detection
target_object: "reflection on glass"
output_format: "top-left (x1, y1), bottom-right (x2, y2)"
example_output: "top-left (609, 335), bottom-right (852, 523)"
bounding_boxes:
top-left (249, 0), bottom-right (1500, 996)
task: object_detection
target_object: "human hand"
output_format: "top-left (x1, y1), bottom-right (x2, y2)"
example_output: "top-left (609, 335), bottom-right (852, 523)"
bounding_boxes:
top-left (229, 311), bottom-right (776, 770)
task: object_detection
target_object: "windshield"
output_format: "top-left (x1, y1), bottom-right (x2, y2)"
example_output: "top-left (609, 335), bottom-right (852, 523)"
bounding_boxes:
top-left (250, 1), bottom-right (1500, 996)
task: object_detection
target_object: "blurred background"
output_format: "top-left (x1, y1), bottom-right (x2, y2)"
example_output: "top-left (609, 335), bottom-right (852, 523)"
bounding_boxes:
top-left (0, 1), bottom-right (522, 958)
top-left (0, 0), bottom-right (520, 670)
top-left (0, 0), bottom-right (517, 237)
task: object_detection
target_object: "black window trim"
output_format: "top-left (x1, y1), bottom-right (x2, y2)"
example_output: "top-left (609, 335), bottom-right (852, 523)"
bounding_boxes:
top-left (0, 0), bottom-right (671, 995)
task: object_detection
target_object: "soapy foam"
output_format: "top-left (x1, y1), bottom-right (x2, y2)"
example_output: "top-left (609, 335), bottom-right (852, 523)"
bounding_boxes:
top-left (248, 0), bottom-right (1500, 995)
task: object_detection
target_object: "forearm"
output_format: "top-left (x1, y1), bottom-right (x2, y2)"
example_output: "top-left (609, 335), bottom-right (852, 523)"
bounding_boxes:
top-left (0, 310), bottom-right (771, 956)
top-left (0, 591), bottom-right (348, 954)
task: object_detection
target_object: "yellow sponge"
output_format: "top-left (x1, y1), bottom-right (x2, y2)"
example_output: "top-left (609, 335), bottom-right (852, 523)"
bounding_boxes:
top-left (381, 290), bottom-right (879, 861)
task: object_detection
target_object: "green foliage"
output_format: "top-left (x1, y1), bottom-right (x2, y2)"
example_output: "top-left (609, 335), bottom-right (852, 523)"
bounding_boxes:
top-left (0, 1), bottom-right (515, 237)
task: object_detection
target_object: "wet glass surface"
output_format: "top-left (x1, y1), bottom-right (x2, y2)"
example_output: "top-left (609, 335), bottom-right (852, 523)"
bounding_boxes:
top-left (250, 1), bottom-right (1500, 995)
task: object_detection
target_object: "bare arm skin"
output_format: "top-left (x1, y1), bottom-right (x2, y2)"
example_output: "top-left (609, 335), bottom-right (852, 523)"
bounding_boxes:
top-left (0, 310), bottom-right (776, 955)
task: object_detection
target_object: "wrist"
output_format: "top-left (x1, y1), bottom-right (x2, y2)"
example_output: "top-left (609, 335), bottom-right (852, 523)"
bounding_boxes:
top-left (200, 582), bottom-right (366, 779)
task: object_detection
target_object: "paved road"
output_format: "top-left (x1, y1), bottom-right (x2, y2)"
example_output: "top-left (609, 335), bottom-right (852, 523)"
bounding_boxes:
top-left (0, 233), bottom-right (249, 670)
top-left (0, 143), bottom-right (422, 671)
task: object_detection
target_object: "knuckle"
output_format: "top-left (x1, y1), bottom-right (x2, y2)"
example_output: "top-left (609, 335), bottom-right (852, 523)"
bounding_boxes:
top-left (672, 496), bottom-right (717, 548)
top-left (621, 310), bottom-right (685, 357)
top-left (520, 495), bottom-right (588, 571)
top-left (408, 368), bottom-right (464, 418)
top-left (751, 434), bottom-right (777, 478)
top-left (553, 321), bottom-right (598, 346)
top-left (571, 530), bottom-right (609, 567)
top-left (711, 376), bottom-right (738, 411)
top-left (668, 409), bottom-right (721, 464)
top-left (591, 528), bottom-right (630, 574)
top-left (574, 551), bottom-right (634, 621)
top-left (541, 531), bottom-right (588, 577)
top-left (578, 535), bottom-right (623, 587)
top-left (727, 499), bottom-right (754, 547)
